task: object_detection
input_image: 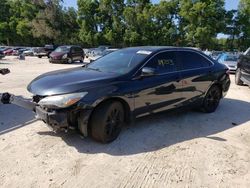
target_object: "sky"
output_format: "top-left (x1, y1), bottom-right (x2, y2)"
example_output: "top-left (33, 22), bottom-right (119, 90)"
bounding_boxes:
top-left (63, 0), bottom-right (240, 10)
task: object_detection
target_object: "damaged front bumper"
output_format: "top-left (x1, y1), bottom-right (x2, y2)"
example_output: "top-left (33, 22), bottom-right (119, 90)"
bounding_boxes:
top-left (0, 93), bottom-right (91, 135)
top-left (35, 106), bottom-right (69, 131)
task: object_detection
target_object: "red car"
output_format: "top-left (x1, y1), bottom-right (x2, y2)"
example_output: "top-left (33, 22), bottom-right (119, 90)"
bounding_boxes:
top-left (3, 48), bottom-right (13, 56)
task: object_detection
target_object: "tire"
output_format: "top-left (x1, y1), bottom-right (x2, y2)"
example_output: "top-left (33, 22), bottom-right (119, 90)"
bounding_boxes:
top-left (38, 55), bottom-right (42, 58)
top-left (235, 68), bottom-right (243, 85)
top-left (67, 58), bottom-right (73, 64)
top-left (90, 101), bottom-right (124, 143)
top-left (80, 56), bottom-right (84, 63)
top-left (201, 85), bottom-right (222, 113)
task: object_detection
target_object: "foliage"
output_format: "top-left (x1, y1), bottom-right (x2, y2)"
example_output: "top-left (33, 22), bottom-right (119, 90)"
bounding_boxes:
top-left (0, 0), bottom-right (249, 51)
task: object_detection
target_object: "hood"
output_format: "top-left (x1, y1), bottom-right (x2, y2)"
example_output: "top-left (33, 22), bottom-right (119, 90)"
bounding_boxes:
top-left (50, 51), bottom-right (67, 57)
top-left (27, 67), bottom-right (119, 96)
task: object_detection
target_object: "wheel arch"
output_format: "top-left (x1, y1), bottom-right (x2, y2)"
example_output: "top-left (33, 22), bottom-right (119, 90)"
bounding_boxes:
top-left (91, 97), bottom-right (132, 123)
top-left (78, 96), bottom-right (132, 137)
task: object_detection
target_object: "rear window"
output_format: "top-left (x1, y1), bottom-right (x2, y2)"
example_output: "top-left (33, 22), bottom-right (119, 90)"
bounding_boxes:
top-left (177, 51), bottom-right (212, 70)
top-left (54, 46), bottom-right (70, 53)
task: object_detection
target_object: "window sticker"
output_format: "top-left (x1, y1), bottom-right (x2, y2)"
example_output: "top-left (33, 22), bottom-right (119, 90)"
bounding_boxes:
top-left (136, 50), bottom-right (152, 55)
top-left (158, 59), bottom-right (174, 66)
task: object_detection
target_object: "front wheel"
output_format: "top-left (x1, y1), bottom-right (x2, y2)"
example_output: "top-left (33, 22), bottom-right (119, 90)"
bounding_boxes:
top-left (90, 101), bottom-right (124, 143)
top-left (235, 68), bottom-right (243, 85)
top-left (201, 85), bottom-right (222, 113)
top-left (67, 58), bottom-right (73, 64)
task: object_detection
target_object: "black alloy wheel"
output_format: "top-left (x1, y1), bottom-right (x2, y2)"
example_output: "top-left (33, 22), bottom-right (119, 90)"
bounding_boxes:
top-left (202, 85), bottom-right (221, 113)
top-left (90, 101), bottom-right (124, 143)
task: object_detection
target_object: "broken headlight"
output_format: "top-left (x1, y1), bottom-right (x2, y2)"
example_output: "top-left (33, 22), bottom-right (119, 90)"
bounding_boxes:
top-left (38, 92), bottom-right (88, 109)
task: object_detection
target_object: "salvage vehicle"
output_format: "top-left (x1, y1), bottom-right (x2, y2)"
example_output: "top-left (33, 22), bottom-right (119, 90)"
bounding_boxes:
top-left (49, 45), bottom-right (84, 64)
top-left (1, 47), bottom-right (230, 143)
top-left (235, 47), bottom-right (250, 86)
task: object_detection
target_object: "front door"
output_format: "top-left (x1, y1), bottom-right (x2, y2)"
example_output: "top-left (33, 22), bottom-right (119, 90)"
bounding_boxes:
top-left (132, 51), bottom-right (183, 116)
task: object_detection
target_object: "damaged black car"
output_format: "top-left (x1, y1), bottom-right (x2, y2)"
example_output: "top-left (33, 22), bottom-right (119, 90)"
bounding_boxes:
top-left (1, 47), bottom-right (230, 143)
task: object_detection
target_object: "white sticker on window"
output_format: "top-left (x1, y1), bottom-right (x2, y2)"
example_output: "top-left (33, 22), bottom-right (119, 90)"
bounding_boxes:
top-left (136, 50), bottom-right (152, 55)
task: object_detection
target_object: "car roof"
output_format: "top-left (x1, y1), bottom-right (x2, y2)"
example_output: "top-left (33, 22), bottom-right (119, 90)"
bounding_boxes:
top-left (59, 45), bottom-right (81, 48)
top-left (122, 46), bottom-right (202, 53)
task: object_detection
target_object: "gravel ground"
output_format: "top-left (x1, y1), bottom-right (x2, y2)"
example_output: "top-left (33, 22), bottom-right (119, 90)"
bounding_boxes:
top-left (0, 56), bottom-right (250, 188)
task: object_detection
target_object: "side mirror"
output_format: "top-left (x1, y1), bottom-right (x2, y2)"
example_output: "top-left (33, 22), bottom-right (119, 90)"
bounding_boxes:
top-left (141, 67), bottom-right (156, 77)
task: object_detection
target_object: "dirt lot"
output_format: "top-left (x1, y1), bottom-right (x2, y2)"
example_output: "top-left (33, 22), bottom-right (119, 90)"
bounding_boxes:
top-left (1, 56), bottom-right (250, 188)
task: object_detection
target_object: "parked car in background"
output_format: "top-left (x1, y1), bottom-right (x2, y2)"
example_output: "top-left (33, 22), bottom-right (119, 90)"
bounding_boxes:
top-left (1, 47), bottom-right (231, 143)
top-left (217, 53), bottom-right (238, 73)
top-left (0, 51), bottom-right (5, 59)
top-left (3, 48), bottom-right (13, 55)
top-left (12, 47), bottom-right (24, 56)
top-left (18, 48), bottom-right (29, 55)
top-left (235, 47), bottom-right (250, 86)
top-left (49, 45), bottom-right (84, 63)
top-left (89, 48), bottom-right (118, 62)
top-left (36, 45), bottom-right (56, 58)
top-left (210, 51), bottom-right (224, 60)
top-left (23, 48), bottom-right (35, 56)
top-left (86, 45), bottom-right (112, 58)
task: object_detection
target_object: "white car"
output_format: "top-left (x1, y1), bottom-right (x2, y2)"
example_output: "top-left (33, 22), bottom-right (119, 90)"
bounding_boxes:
top-left (23, 48), bottom-right (34, 56)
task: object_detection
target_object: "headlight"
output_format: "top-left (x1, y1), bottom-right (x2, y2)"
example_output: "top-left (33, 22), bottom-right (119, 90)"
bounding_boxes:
top-left (62, 54), bottom-right (68, 59)
top-left (38, 92), bottom-right (88, 108)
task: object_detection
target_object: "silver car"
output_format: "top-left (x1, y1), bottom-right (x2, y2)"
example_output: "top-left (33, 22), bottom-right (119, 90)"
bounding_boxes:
top-left (217, 53), bottom-right (238, 72)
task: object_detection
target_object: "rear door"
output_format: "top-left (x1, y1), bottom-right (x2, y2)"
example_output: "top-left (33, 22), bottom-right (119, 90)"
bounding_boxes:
top-left (175, 50), bottom-right (214, 105)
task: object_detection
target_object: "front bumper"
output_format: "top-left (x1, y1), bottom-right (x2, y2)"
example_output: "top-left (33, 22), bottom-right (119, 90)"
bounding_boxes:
top-left (36, 107), bottom-right (69, 130)
top-left (49, 58), bottom-right (67, 64)
top-left (1, 93), bottom-right (92, 134)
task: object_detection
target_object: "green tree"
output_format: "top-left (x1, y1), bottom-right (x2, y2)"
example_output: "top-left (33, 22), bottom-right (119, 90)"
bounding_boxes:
top-left (78, 0), bottom-right (100, 46)
top-left (178, 0), bottom-right (226, 49)
top-left (0, 0), bottom-right (12, 45)
top-left (238, 0), bottom-right (250, 50)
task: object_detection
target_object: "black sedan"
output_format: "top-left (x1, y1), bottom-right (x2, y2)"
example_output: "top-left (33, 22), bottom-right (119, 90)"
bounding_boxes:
top-left (2, 47), bottom-right (230, 143)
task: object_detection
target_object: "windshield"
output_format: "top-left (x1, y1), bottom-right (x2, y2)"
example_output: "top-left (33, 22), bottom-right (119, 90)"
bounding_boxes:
top-left (54, 46), bottom-right (70, 53)
top-left (225, 55), bottom-right (238, 61)
top-left (87, 49), bottom-right (151, 74)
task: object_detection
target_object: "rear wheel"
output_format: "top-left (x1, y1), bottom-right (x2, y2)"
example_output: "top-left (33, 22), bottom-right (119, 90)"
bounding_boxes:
top-left (235, 68), bottom-right (243, 85)
top-left (38, 55), bottom-right (42, 58)
top-left (90, 101), bottom-right (124, 143)
top-left (80, 56), bottom-right (84, 63)
top-left (202, 85), bottom-right (222, 113)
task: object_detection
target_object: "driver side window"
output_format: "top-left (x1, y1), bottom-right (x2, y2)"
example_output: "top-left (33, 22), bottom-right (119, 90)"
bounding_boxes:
top-left (145, 51), bottom-right (178, 74)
